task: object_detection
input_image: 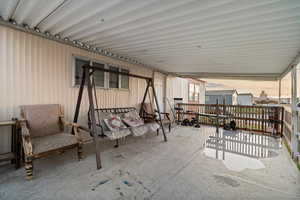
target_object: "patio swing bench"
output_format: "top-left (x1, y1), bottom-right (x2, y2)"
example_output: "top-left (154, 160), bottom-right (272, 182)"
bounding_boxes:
top-left (88, 106), bottom-right (171, 147)
top-left (74, 64), bottom-right (169, 169)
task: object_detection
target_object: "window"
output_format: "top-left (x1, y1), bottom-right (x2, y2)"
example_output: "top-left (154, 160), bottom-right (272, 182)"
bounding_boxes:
top-left (189, 83), bottom-right (195, 101)
top-left (73, 56), bottom-right (129, 90)
top-left (74, 58), bottom-right (89, 86)
top-left (195, 84), bottom-right (200, 101)
top-left (92, 62), bottom-right (105, 87)
top-left (189, 83), bottom-right (200, 102)
top-left (121, 69), bottom-right (129, 89)
top-left (109, 66), bottom-right (119, 88)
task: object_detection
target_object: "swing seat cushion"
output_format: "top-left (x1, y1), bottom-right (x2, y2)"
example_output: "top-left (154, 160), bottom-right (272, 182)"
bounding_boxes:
top-left (147, 122), bottom-right (160, 132)
top-left (122, 110), bottom-right (144, 127)
top-left (130, 125), bottom-right (148, 136)
top-left (95, 112), bottom-right (111, 132)
top-left (101, 128), bottom-right (132, 140)
top-left (103, 115), bottom-right (127, 131)
top-left (130, 122), bottom-right (159, 137)
top-left (91, 107), bottom-right (161, 140)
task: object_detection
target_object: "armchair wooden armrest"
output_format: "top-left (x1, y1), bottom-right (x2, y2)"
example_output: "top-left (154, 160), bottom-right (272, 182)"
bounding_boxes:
top-left (19, 119), bottom-right (33, 157)
top-left (153, 110), bottom-right (170, 116)
top-left (59, 115), bottom-right (84, 141)
top-left (157, 112), bottom-right (170, 116)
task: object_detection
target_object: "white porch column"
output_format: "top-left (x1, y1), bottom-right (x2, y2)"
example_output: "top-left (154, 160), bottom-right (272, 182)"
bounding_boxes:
top-left (291, 64), bottom-right (299, 159)
top-left (278, 79), bottom-right (281, 104)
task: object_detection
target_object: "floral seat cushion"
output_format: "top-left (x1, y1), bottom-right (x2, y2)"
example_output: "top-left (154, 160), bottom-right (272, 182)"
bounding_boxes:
top-left (122, 110), bottom-right (144, 127)
top-left (103, 115), bottom-right (127, 131)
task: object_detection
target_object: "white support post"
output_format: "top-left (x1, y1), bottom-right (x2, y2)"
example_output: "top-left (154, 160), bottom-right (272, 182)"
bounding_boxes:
top-left (291, 64), bottom-right (299, 160)
top-left (278, 79), bottom-right (281, 104)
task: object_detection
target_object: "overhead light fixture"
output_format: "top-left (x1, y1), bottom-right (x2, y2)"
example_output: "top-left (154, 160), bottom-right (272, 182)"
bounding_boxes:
top-left (45, 31), bottom-right (51, 36)
top-left (9, 19), bottom-right (17, 25)
top-left (34, 27), bottom-right (40, 33)
top-left (55, 34), bottom-right (60, 39)
top-left (23, 24), bottom-right (30, 29)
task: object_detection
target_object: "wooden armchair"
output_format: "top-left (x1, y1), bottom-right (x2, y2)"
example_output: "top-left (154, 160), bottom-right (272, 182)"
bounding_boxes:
top-left (141, 103), bottom-right (172, 132)
top-left (20, 104), bottom-right (83, 180)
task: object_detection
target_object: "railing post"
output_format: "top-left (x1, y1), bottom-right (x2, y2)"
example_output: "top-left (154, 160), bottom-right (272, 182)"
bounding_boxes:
top-left (280, 107), bottom-right (284, 137)
top-left (222, 99), bottom-right (226, 126)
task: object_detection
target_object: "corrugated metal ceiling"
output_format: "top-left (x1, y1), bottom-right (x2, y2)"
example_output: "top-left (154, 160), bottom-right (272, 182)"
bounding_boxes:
top-left (0, 0), bottom-right (300, 79)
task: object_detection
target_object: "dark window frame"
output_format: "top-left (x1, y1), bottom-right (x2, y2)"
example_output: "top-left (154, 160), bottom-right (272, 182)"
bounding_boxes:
top-left (73, 55), bottom-right (130, 90)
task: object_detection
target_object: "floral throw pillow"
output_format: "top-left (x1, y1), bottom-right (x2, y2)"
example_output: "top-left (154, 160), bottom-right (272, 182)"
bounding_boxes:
top-left (103, 115), bottom-right (127, 131)
top-left (122, 110), bottom-right (144, 127)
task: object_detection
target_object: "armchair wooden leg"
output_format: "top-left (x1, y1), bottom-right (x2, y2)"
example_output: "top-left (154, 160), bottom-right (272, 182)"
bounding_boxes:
top-left (157, 129), bottom-right (159, 136)
top-left (77, 143), bottom-right (83, 160)
top-left (169, 123), bottom-right (171, 132)
top-left (114, 139), bottom-right (119, 148)
top-left (25, 160), bottom-right (33, 180)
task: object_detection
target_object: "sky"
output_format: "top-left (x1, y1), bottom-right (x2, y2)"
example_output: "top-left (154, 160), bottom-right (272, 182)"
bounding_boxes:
top-left (202, 68), bottom-right (300, 98)
top-left (204, 79), bottom-right (280, 97)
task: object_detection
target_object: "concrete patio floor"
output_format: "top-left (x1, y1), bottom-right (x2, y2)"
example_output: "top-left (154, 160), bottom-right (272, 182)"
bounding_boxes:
top-left (0, 126), bottom-right (299, 200)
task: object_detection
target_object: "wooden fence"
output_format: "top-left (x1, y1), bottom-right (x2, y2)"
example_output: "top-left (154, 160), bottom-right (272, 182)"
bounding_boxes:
top-left (176, 103), bottom-right (284, 137)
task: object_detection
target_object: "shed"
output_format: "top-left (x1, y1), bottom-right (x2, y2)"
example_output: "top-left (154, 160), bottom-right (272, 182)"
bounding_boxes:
top-left (205, 90), bottom-right (238, 105)
top-left (237, 93), bottom-right (254, 105)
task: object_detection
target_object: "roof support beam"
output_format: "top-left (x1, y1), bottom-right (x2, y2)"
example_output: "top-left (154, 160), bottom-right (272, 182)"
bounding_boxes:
top-left (278, 79), bottom-right (282, 103)
top-left (280, 52), bottom-right (300, 79)
top-left (175, 72), bottom-right (279, 81)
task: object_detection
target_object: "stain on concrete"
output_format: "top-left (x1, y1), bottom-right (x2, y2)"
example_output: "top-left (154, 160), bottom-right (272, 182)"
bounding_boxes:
top-left (91, 179), bottom-right (110, 191)
top-left (137, 180), bottom-right (151, 193)
top-left (213, 175), bottom-right (240, 187)
top-left (123, 180), bottom-right (133, 187)
top-left (0, 191), bottom-right (7, 199)
top-left (115, 154), bottom-right (125, 159)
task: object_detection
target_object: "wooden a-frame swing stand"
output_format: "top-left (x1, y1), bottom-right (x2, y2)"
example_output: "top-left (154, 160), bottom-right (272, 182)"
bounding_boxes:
top-left (73, 64), bottom-right (167, 169)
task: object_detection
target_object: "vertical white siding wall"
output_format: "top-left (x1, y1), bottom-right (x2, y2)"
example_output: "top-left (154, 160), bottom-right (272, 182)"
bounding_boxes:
top-left (0, 26), bottom-right (153, 153)
top-left (153, 71), bottom-right (166, 112)
top-left (165, 76), bottom-right (188, 118)
top-left (165, 77), bottom-right (206, 116)
top-left (166, 77), bottom-right (189, 104)
top-left (199, 81), bottom-right (206, 104)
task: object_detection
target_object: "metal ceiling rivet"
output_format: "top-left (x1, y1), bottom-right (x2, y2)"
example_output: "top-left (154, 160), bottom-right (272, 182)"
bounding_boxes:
top-left (23, 24), bottom-right (30, 29)
top-left (34, 27), bottom-right (40, 33)
top-left (1, 17), bottom-right (147, 67)
top-left (10, 19), bottom-right (17, 25)
top-left (45, 31), bottom-right (51, 36)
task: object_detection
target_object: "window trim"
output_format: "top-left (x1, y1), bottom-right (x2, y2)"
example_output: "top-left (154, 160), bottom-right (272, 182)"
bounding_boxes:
top-left (72, 55), bottom-right (130, 91)
top-left (120, 68), bottom-right (130, 90)
top-left (72, 55), bottom-right (90, 87)
top-left (188, 82), bottom-right (200, 102)
top-left (90, 59), bottom-right (107, 89)
top-left (108, 65), bottom-right (120, 89)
